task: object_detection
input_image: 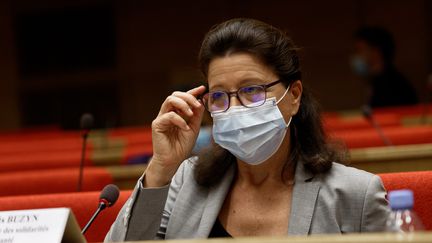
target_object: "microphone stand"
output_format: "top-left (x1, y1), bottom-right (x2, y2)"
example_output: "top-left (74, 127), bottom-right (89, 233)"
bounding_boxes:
top-left (81, 200), bottom-right (108, 234)
top-left (77, 130), bottom-right (89, 192)
top-left (362, 105), bottom-right (393, 146)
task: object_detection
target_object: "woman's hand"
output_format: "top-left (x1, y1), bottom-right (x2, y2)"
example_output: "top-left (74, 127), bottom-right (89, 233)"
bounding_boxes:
top-left (144, 86), bottom-right (206, 187)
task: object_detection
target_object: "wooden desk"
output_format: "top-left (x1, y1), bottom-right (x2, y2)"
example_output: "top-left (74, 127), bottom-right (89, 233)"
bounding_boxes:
top-left (106, 143), bottom-right (432, 189)
top-left (106, 142), bottom-right (432, 189)
top-left (127, 232), bottom-right (432, 243)
top-left (348, 143), bottom-right (432, 173)
top-left (106, 164), bottom-right (146, 189)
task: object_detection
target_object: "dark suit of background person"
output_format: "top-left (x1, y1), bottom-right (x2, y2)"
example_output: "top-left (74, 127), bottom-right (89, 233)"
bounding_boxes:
top-left (351, 26), bottom-right (418, 108)
top-left (105, 18), bottom-right (390, 242)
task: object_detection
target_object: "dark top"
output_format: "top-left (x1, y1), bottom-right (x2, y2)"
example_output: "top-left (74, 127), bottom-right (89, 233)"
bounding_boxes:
top-left (208, 218), bottom-right (232, 238)
top-left (369, 65), bottom-right (418, 108)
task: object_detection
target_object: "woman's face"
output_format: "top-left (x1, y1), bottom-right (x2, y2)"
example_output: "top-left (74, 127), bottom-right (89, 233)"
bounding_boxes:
top-left (207, 53), bottom-right (302, 123)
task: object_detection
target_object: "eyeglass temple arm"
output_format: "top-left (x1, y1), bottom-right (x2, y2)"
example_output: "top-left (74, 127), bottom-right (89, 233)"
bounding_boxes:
top-left (264, 79), bottom-right (283, 89)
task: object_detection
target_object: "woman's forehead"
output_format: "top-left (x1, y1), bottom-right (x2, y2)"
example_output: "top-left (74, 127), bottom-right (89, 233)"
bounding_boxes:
top-left (207, 53), bottom-right (277, 89)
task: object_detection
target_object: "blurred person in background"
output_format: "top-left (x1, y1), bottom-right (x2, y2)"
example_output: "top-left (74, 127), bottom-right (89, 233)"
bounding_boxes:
top-left (351, 26), bottom-right (418, 108)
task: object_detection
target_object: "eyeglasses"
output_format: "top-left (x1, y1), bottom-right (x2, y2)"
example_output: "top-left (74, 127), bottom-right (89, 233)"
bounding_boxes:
top-left (202, 79), bottom-right (283, 113)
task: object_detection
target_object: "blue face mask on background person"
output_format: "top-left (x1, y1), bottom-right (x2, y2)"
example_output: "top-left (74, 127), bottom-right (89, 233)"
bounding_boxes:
top-left (211, 86), bottom-right (292, 165)
top-left (192, 126), bottom-right (212, 155)
top-left (351, 56), bottom-right (370, 77)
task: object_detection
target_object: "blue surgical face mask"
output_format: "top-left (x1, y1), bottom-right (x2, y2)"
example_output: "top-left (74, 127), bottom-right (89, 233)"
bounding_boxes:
top-left (211, 86), bottom-right (292, 165)
top-left (351, 56), bottom-right (370, 77)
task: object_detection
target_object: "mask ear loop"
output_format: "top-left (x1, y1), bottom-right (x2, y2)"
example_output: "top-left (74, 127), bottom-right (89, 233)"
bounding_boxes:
top-left (285, 117), bottom-right (293, 128)
top-left (275, 85), bottom-right (291, 105)
top-left (273, 84), bottom-right (292, 128)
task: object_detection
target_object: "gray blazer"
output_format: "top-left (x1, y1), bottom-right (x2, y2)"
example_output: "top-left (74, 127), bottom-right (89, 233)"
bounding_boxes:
top-left (105, 158), bottom-right (390, 242)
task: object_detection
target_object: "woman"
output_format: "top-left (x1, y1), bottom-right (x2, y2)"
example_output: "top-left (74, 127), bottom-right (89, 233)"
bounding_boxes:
top-left (105, 18), bottom-right (389, 241)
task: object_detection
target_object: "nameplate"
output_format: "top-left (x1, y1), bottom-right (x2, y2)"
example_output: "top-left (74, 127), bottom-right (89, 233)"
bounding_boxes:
top-left (0, 208), bottom-right (85, 243)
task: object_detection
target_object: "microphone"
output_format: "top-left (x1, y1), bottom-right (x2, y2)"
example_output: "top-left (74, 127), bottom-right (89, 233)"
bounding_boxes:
top-left (82, 184), bottom-right (120, 234)
top-left (77, 113), bottom-right (94, 192)
top-left (362, 105), bottom-right (393, 146)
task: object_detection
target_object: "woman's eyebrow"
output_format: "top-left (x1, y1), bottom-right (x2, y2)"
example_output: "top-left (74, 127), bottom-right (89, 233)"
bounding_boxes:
top-left (209, 78), bottom-right (266, 91)
top-left (208, 84), bottom-right (224, 91)
top-left (238, 78), bottom-right (266, 86)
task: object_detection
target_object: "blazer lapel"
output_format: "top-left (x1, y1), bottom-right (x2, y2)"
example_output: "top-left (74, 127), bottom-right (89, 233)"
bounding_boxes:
top-left (196, 164), bottom-right (236, 237)
top-left (288, 162), bottom-right (321, 235)
top-left (166, 161), bottom-right (319, 237)
top-left (166, 163), bottom-right (235, 239)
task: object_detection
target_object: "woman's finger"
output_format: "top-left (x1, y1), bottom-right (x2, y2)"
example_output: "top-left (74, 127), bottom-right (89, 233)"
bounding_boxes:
top-left (159, 96), bottom-right (194, 116)
top-left (154, 111), bottom-right (190, 131)
top-left (186, 85), bottom-right (206, 97)
top-left (187, 104), bottom-right (205, 130)
top-left (171, 91), bottom-right (202, 109)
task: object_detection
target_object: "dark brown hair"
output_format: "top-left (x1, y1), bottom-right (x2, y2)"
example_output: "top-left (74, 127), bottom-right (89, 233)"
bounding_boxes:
top-left (194, 18), bottom-right (342, 187)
